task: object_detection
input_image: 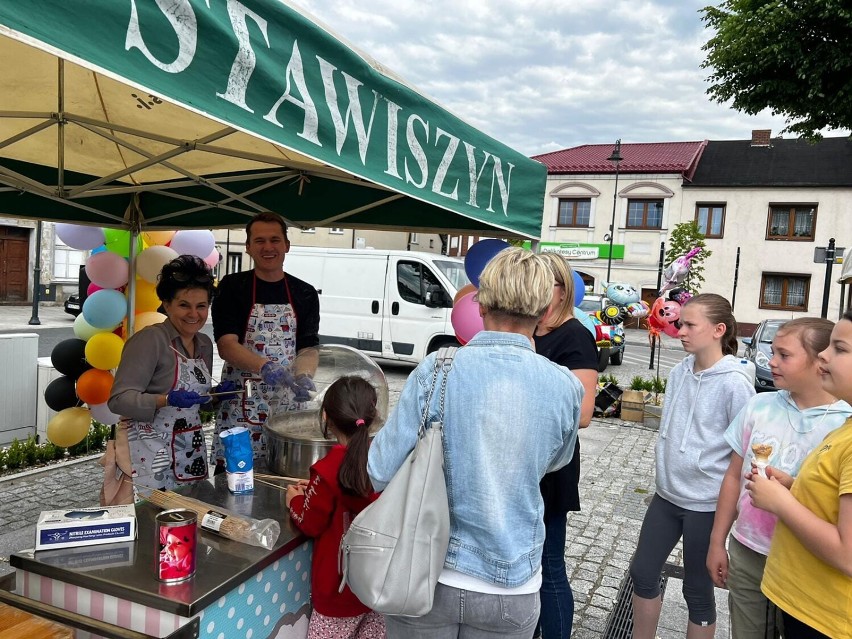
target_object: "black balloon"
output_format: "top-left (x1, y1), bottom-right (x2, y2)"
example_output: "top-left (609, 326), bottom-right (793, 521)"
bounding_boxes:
top-left (50, 338), bottom-right (91, 379)
top-left (44, 376), bottom-right (79, 412)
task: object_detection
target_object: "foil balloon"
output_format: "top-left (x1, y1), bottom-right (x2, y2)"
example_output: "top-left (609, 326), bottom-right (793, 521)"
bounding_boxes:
top-left (668, 287), bottom-right (693, 305)
top-left (649, 297), bottom-right (682, 338)
top-left (626, 301), bottom-right (650, 319)
top-left (600, 304), bottom-right (628, 326)
top-left (602, 282), bottom-right (640, 306)
top-left (659, 247), bottom-right (701, 296)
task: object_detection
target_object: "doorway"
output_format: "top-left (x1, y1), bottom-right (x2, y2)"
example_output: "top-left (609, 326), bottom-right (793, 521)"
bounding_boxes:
top-left (0, 226), bottom-right (29, 302)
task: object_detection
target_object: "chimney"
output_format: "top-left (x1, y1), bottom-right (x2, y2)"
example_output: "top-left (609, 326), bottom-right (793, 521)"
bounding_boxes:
top-left (751, 129), bottom-right (771, 147)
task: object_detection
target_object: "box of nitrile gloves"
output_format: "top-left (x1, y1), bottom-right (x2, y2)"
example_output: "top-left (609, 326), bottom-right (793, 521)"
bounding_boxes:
top-left (35, 505), bottom-right (137, 550)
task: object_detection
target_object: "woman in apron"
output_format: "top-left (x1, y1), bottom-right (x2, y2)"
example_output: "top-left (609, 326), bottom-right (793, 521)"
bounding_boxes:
top-left (109, 255), bottom-right (233, 498)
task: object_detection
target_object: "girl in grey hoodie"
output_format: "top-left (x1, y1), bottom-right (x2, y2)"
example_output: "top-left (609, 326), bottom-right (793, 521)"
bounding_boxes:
top-left (630, 293), bottom-right (755, 639)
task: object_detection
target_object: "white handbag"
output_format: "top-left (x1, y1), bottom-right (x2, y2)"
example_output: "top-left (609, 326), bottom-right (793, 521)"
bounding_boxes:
top-left (339, 347), bottom-right (456, 616)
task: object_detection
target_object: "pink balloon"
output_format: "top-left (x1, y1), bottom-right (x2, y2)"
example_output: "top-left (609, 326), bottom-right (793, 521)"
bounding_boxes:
top-left (203, 248), bottom-right (220, 268)
top-left (87, 282), bottom-right (104, 296)
top-left (451, 292), bottom-right (484, 344)
top-left (85, 251), bottom-right (129, 289)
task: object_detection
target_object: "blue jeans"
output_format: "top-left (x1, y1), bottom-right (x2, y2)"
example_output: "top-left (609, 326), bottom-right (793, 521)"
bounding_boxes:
top-left (535, 511), bottom-right (574, 638)
top-left (385, 582), bottom-right (539, 639)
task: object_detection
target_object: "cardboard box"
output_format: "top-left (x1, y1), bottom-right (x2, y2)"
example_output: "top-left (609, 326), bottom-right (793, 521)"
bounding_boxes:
top-left (36, 505), bottom-right (137, 551)
top-left (621, 390), bottom-right (645, 423)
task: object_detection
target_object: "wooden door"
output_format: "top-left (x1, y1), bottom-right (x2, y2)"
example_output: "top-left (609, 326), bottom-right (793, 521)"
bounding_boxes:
top-left (0, 226), bottom-right (30, 301)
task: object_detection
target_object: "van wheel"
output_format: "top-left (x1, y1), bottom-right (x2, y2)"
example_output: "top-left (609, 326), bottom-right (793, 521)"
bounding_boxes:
top-left (427, 338), bottom-right (462, 354)
top-left (597, 348), bottom-right (610, 373)
top-left (609, 349), bottom-right (623, 365)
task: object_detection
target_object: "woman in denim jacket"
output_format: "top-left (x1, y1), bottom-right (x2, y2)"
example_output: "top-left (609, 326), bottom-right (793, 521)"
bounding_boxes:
top-left (369, 248), bottom-right (584, 638)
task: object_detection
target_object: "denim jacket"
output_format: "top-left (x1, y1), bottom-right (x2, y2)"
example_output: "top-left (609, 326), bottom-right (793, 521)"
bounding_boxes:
top-left (368, 331), bottom-right (582, 587)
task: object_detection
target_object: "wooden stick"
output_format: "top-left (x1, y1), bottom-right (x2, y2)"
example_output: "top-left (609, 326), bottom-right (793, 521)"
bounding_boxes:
top-left (203, 390), bottom-right (246, 397)
top-left (254, 473), bottom-right (304, 483)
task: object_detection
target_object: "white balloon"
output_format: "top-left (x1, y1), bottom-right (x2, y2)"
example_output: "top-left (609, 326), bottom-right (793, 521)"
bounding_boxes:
top-left (136, 245), bottom-right (179, 284)
top-left (169, 230), bottom-right (215, 259)
top-left (56, 224), bottom-right (105, 251)
top-left (89, 402), bottom-right (120, 425)
top-left (73, 313), bottom-right (116, 341)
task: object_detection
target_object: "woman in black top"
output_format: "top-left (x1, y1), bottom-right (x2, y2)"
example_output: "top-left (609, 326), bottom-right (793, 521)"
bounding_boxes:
top-left (533, 252), bottom-right (599, 638)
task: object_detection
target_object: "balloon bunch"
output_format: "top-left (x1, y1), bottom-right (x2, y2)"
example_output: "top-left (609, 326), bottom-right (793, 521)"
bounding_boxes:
top-left (43, 224), bottom-right (218, 448)
top-left (648, 246), bottom-right (700, 340)
top-left (450, 239), bottom-right (512, 344)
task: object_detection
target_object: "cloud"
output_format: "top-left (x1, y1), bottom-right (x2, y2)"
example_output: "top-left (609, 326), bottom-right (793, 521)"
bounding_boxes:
top-left (291, 0), bottom-right (845, 156)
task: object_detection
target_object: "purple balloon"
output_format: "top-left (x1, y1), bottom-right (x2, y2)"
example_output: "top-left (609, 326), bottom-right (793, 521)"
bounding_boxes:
top-left (56, 224), bottom-right (105, 251)
top-left (169, 230), bottom-right (215, 259)
top-left (464, 239), bottom-right (511, 288)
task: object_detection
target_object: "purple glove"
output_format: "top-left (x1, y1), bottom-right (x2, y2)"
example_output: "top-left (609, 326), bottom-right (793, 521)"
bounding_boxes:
top-left (291, 374), bottom-right (316, 403)
top-left (260, 361), bottom-right (294, 387)
top-left (210, 380), bottom-right (240, 399)
top-left (167, 389), bottom-right (205, 408)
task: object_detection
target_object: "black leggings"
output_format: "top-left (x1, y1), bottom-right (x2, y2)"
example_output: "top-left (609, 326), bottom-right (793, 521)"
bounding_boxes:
top-left (782, 611), bottom-right (830, 639)
top-left (630, 494), bottom-right (717, 626)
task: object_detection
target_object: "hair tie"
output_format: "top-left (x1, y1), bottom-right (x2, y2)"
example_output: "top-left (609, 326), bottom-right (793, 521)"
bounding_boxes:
top-left (355, 419), bottom-right (365, 427)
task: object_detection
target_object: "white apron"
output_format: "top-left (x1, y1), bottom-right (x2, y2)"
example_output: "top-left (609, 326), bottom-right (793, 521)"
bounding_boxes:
top-left (125, 350), bottom-right (211, 494)
top-left (212, 273), bottom-right (302, 467)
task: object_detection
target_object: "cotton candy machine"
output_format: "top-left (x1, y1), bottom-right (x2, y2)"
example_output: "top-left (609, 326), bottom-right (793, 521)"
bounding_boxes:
top-left (262, 344), bottom-right (389, 478)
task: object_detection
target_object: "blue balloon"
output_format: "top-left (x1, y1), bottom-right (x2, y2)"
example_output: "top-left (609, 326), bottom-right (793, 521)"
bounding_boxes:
top-left (90, 245), bottom-right (106, 255)
top-left (574, 308), bottom-right (596, 336)
top-left (572, 271), bottom-right (585, 307)
top-left (82, 289), bottom-right (127, 329)
top-left (464, 239), bottom-right (511, 288)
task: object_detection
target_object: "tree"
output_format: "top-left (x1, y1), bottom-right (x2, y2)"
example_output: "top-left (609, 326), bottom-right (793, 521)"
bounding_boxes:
top-left (665, 222), bottom-right (711, 293)
top-left (701, 0), bottom-right (852, 139)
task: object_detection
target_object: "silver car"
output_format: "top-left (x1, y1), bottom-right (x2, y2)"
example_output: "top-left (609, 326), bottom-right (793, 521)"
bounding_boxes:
top-left (741, 319), bottom-right (786, 391)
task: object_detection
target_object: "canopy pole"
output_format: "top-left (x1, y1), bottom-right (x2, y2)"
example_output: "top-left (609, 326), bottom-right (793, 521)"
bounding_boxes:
top-left (57, 59), bottom-right (64, 192)
top-left (126, 196), bottom-right (141, 337)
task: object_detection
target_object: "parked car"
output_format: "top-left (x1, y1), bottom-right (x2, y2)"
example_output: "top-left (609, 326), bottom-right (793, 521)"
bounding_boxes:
top-left (578, 294), bottom-right (626, 366)
top-left (741, 319), bottom-right (785, 391)
top-left (64, 293), bottom-right (82, 317)
top-left (63, 264), bottom-right (90, 318)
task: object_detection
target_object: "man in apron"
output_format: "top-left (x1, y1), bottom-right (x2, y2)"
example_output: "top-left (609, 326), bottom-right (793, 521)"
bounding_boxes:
top-left (211, 212), bottom-right (320, 471)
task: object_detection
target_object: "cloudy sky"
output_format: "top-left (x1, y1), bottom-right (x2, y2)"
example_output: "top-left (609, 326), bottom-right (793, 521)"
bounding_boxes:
top-left (290, 0), bottom-right (841, 157)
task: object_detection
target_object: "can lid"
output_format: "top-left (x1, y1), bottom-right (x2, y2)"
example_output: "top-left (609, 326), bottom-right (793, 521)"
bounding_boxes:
top-left (157, 508), bottom-right (196, 524)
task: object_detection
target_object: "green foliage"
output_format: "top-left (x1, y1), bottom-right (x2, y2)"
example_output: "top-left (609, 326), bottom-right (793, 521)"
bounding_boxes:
top-left (665, 222), bottom-right (711, 293)
top-left (37, 442), bottom-right (65, 463)
top-left (0, 447), bottom-right (5, 469)
top-left (651, 376), bottom-right (667, 395)
top-left (630, 375), bottom-right (647, 391)
top-left (0, 424), bottom-right (108, 475)
top-left (5, 439), bottom-right (24, 470)
top-left (22, 435), bottom-right (39, 466)
top-left (199, 408), bottom-right (216, 425)
top-left (701, 0), bottom-right (852, 139)
top-left (600, 373), bottom-right (620, 386)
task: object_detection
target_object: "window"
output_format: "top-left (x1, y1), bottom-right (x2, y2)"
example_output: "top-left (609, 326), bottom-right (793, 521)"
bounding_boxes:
top-left (409, 233), bottom-right (419, 244)
top-left (626, 199), bottom-right (663, 229)
top-left (53, 238), bottom-right (86, 280)
top-left (760, 273), bottom-right (809, 311)
top-left (767, 205), bottom-right (816, 240)
top-left (397, 262), bottom-right (443, 305)
top-left (557, 198), bottom-right (591, 227)
top-left (301, 227), bottom-right (316, 233)
top-left (329, 227), bottom-right (344, 235)
top-left (227, 252), bottom-right (242, 274)
top-left (695, 203), bottom-right (725, 238)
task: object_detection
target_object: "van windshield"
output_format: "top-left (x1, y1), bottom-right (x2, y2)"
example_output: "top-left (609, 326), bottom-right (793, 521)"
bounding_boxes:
top-left (434, 260), bottom-right (470, 292)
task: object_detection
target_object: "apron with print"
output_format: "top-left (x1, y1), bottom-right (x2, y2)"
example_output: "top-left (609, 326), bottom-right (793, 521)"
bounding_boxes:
top-left (213, 274), bottom-right (303, 466)
top-left (126, 352), bottom-right (211, 494)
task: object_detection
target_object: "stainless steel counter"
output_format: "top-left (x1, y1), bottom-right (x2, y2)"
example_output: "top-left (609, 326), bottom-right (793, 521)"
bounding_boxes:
top-left (10, 474), bottom-right (306, 618)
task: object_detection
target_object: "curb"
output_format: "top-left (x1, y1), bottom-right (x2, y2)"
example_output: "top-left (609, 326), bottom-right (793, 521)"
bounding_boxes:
top-left (0, 453), bottom-right (101, 484)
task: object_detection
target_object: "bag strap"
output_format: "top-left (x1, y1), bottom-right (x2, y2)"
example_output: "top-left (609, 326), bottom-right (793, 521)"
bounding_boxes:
top-left (418, 346), bottom-right (457, 436)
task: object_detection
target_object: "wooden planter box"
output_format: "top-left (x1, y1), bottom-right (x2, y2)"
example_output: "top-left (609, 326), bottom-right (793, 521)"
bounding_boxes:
top-left (621, 390), bottom-right (645, 423)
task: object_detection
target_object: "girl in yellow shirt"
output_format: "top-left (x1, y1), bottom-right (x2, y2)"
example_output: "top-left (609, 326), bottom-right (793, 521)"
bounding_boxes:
top-left (748, 309), bottom-right (852, 638)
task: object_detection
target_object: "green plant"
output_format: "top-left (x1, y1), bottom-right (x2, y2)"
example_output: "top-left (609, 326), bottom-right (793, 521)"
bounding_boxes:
top-left (629, 376), bottom-right (647, 391)
top-left (664, 222), bottom-right (712, 293)
top-left (5, 439), bottom-right (24, 470)
top-left (37, 441), bottom-right (65, 464)
top-left (199, 407), bottom-right (216, 424)
top-left (600, 373), bottom-right (619, 386)
top-left (22, 435), bottom-right (39, 466)
top-left (0, 446), bottom-right (6, 470)
top-left (651, 376), bottom-right (666, 394)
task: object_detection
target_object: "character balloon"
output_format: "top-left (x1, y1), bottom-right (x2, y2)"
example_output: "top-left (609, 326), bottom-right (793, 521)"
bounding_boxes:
top-left (602, 282), bottom-right (640, 306)
top-left (649, 297), bottom-right (682, 338)
top-left (659, 247), bottom-right (701, 296)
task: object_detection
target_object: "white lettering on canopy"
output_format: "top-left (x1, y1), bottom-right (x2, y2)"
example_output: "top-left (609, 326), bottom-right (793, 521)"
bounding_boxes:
top-left (126, 0), bottom-right (203, 74)
top-left (126, 0), bottom-right (517, 215)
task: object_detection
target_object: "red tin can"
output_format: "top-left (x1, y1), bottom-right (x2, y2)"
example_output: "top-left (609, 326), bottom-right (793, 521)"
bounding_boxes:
top-left (156, 509), bottom-right (197, 583)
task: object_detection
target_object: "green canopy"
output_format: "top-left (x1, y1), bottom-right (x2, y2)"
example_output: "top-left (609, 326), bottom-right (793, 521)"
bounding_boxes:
top-left (0, 1), bottom-right (545, 238)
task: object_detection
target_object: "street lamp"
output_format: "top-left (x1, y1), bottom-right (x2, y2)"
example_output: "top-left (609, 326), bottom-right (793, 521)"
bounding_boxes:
top-left (605, 139), bottom-right (623, 283)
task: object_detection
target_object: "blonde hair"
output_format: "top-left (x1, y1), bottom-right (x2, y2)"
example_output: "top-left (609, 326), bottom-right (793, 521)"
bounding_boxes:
top-left (683, 293), bottom-right (739, 356)
top-left (775, 317), bottom-right (835, 360)
top-left (476, 248), bottom-right (552, 320)
top-left (539, 252), bottom-right (576, 330)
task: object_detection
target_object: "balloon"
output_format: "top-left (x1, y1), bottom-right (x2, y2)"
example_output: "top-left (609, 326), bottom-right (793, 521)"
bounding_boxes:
top-left (134, 311), bottom-right (167, 331)
top-left (572, 271), bottom-right (585, 307)
top-left (451, 292), bottom-right (484, 343)
top-left (87, 282), bottom-right (104, 296)
top-left (169, 230), bottom-right (215, 259)
top-left (56, 224), bottom-right (105, 251)
top-left (104, 229), bottom-right (143, 259)
top-left (134, 279), bottom-right (162, 313)
top-left (464, 239), bottom-right (511, 288)
top-left (44, 376), bottom-right (79, 412)
top-left (600, 304), bottom-right (627, 326)
top-left (83, 289), bottom-right (127, 329)
top-left (142, 230), bottom-right (176, 246)
top-left (73, 313), bottom-right (113, 341)
top-left (453, 283), bottom-right (477, 305)
top-left (661, 322), bottom-right (681, 339)
top-left (659, 247), bottom-right (702, 296)
top-left (85, 332), bottom-right (125, 370)
top-left (574, 308), bottom-right (596, 336)
top-left (89, 402), bottom-right (121, 425)
top-left (85, 251), bottom-right (129, 289)
top-left (203, 248), bottom-right (220, 269)
top-left (51, 338), bottom-right (91, 379)
top-left (669, 287), bottom-right (693, 305)
top-left (47, 407), bottom-right (92, 448)
top-left (602, 282), bottom-right (640, 306)
top-left (649, 297), bottom-right (682, 332)
top-left (91, 245), bottom-right (106, 255)
top-left (76, 369), bottom-right (115, 406)
top-left (136, 245), bottom-right (179, 284)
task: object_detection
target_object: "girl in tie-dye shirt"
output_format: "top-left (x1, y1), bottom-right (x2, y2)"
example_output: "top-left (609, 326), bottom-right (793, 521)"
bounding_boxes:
top-left (707, 317), bottom-right (852, 639)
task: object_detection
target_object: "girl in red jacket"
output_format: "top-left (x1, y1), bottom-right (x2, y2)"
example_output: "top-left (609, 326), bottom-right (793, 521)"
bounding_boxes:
top-left (286, 376), bottom-right (385, 639)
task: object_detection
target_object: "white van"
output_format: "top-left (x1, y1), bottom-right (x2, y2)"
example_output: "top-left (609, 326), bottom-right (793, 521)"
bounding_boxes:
top-left (284, 247), bottom-right (468, 363)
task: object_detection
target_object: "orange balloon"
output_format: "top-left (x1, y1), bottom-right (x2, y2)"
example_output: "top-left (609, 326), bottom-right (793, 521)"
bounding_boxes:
top-left (142, 230), bottom-right (176, 246)
top-left (453, 283), bottom-right (477, 305)
top-left (76, 369), bottom-right (115, 406)
top-left (133, 279), bottom-right (161, 313)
